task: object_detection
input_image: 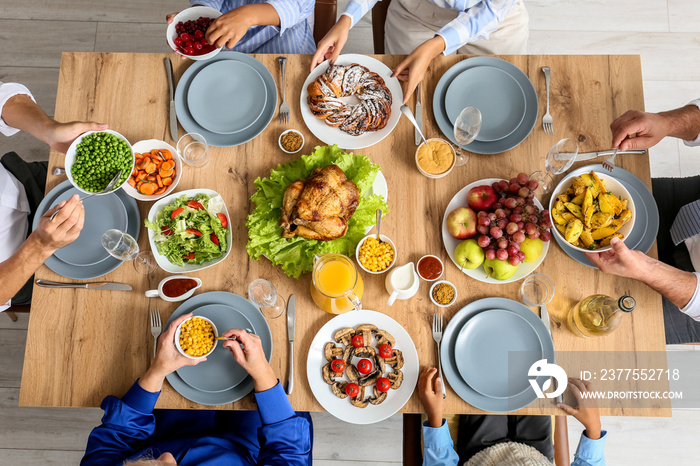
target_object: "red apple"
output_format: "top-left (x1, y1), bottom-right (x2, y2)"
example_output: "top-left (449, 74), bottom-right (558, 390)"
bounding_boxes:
top-left (467, 185), bottom-right (498, 211)
top-left (446, 206), bottom-right (478, 239)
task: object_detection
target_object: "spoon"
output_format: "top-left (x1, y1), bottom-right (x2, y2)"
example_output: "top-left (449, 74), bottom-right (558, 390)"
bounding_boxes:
top-left (376, 209), bottom-right (383, 243)
top-left (400, 104), bottom-right (430, 147)
top-left (50, 169), bottom-right (123, 221)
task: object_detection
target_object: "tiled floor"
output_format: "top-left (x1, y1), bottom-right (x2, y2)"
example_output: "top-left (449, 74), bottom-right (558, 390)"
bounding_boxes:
top-left (1, 1), bottom-right (700, 464)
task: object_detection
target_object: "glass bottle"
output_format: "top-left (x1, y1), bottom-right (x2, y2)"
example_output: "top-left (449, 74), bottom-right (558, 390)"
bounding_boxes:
top-left (568, 294), bottom-right (636, 338)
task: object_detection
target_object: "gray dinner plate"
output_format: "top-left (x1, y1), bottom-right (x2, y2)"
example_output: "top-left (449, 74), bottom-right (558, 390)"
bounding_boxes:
top-left (32, 181), bottom-right (140, 279)
top-left (176, 304), bottom-right (254, 393)
top-left (552, 164), bottom-right (659, 268)
top-left (433, 57), bottom-right (538, 154)
top-left (164, 292), bottom-right (272, 406)
top-left (175, 52), bottom-right (277, 147)
top-left (52, 188), bottom-right (127, 266)
top-left (441, 298), bottom-right (555, 412)
top-left (187, 60), bottom-right (267, 135)
top-left (445, 66), bottom-right (526, 142)
top-left (455, 309), bottom-right (543, 399)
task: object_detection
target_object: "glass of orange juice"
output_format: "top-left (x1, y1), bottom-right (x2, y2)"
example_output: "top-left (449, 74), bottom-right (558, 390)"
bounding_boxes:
top-left (310, 254), bottom-right (364, 314)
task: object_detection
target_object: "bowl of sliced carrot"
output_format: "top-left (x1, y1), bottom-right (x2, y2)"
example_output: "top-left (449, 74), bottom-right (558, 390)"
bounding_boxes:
top-left (123, 139), bottom-right (182, 201)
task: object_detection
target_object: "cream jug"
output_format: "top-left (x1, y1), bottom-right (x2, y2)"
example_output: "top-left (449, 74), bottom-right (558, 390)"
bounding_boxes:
top-left (385, 262), bottom-right (420, 306)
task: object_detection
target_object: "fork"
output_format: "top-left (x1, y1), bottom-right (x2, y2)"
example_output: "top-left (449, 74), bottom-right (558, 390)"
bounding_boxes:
top-left (278, 56), bottom-right (289, 124)
top-left (602, 148), bottom-right (619, 171)
top-left (432, 313), bottom-right (447, 398)
top-left (149, 308), bottom-right (162, 359)
top-left (541, 66), bottom-right (553, 135)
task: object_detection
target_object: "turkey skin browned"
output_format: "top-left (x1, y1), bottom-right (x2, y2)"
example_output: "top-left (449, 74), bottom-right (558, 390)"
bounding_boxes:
top-left (279, 165), bottom-right (360, 241)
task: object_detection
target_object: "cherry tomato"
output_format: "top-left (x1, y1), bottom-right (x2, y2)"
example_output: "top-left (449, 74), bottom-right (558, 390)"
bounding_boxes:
top-left (357, 358), bottom-right (372, 375)
top-left (171, 207), bottom-right (185, 219)
top-left (210, 232), bottom-right (219, 245)
top-left (182, 252), bottom-right (195, 260)
top-left (378, 344), bottom-right (393, 358)
top-left (161, 225), bottom-right (173, 236)
top-left (351, 335), bottom-right (364, 347)
top-left (186, 228), bottom-right (202, 236)
top-left (345, 383), bottom-right (359, 398)
top-left (217, 213), bottom-right (228, 228)
top-left (330, 359), bottom-right (345, 373)
top-left (376, 377), bottom-right (391, 393)
top-left (187, 200), bottom-right (204, 210)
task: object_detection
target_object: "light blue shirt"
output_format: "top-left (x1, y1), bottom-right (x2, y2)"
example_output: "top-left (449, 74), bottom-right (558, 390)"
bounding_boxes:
top-left (193, 0), bottom-right (316, 54)
top-left (342, 0), bottom-right (518, 55)
top-left (422, 420), bottom-right (608, 466)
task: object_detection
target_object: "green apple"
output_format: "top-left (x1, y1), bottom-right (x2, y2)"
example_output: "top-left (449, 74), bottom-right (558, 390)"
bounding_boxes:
top-left (454, 239), bottom-right (485, 269)
top-left (520, 238), bottom-right (544, 263)
top-left (483, 258), bottom-right (519, 280)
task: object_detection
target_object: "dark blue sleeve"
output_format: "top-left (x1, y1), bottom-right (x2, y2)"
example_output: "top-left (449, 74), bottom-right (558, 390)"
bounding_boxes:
top-left (254, 382), bottom-right (312, 466)
top-left (81, 381), bottom-right (160, 466)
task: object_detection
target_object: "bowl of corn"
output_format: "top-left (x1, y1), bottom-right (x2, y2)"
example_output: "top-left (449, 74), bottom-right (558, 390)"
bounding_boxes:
top-left (356, 234), bottom-right (397, 274)
top-left (175, 315), bottom-right (218, 359)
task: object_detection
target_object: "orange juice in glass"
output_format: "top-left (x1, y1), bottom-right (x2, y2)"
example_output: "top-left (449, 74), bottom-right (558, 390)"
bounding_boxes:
top-left (311, 254), bottom-right (363, 314)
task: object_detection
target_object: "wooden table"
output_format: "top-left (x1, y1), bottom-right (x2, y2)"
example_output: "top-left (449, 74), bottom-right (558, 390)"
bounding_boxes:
top-left (20, 52), bottom-right (670, 416)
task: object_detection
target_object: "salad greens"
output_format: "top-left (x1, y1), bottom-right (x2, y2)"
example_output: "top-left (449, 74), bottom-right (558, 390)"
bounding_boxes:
top-left (145, 193), bottom-right (228, 267)
top-left (246, 145), bottom-right (389, 278)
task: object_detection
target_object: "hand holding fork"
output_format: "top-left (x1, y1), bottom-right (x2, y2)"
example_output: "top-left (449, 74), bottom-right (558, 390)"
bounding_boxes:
top-left (432, 312), bottom-right (447, 398)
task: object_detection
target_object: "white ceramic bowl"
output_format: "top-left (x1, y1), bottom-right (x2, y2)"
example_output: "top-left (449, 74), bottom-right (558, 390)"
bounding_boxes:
top-left (278, 129), bottom-right (305, 154)
top-left (549, 170), bottom-right (636, 253)
top-left (429, 280), bottom-right (457, 307)
top-left (355, 234), bottom-right (397, 274)
top-left (65, 129), bottom-right (134, 195)
top-left (166, 6), bottom-right (224, 61)
top-left (147, 188), bottom-right (233, 273)
top-left (175, 315), bottom-right (218, 359)
top-left (415, 138), bottom-right (456, 179)
top-left (123, 139), bottom-right (182, 201)
top-left (417, 255), bottom-right (444, 282)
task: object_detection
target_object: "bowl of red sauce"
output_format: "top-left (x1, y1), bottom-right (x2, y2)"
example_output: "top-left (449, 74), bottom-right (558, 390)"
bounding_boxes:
top-left (146, 275), bottom-right (203, 302)
top-left (417, 255), bottom-right (444, 282)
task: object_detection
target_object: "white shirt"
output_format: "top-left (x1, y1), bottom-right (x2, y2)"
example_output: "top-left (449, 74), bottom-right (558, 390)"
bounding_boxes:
top-left (0, 81), bottom-right (34, 311)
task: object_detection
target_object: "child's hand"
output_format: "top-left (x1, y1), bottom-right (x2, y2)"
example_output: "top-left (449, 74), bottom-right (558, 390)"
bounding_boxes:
top-left (557, 378), bottom-right (602, 440)
top-left (418, 367), bottom-right (444, 428)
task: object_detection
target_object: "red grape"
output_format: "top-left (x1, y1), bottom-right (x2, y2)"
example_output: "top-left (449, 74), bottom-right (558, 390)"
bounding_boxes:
top-left (498, 237), bottom-right (509, 249)
top-left (517, 251), bottom-right (526, 261)
top-left (485, 249), bottom-right (496, 260)
top-left (491, 182), bottom-right (500, 192)
top-left (528, 229), bottom-right (540, 240)
top-left (516, 221), bottom-right (524, 230)
top-left (527, 179), bottom-right (539, 190)
top-left (527, 191), bottom-right (535, 200)
top-left (516, 172), bottom-right (529, 185)
top-left (509, 183), bottom-right (520, 193)
top-left (477, 210), bottom-right (487, 218)
top-left (478, 216), bottom-right (490, 227)
top-left (495, 209), bottom-right (506, 219)
top-left (504, 197), bottom-right (517, 209)
top-left (490, 226), bottom-right (503, 239)
top-left (507, 244), bottom-right (520, 256)
top-left (525, 223), bottom-right (537, 235)
top-left (506, 222), bottom-right (518, 235)
top-left (509, 213), bottom-right (522, 223)
top-left (496, 249), bottom-right (509, 261)
top-left (497, 218), bottom-right (508, 229)
top-left (508, 255), bottom-right (521, 266)
top-left (518, 187), bottom-right (529, 198)
top-left (509, 177), bottom-right (519, 185)
top-left (488, 213), bottom-right (497, 222)
top-left (477, 225), bottom-right (489, 235)
top-left (524, 205), bottom-right (535, 215)
top-left (540, 231), bottom-right (552, 242)
top-left (478, 235), bottom-right (491, 248)
top-left (513, 231), bottom-right (525, 243)
top-left (498, 180), bottom-right (509, 192)
top-left (492, 202), bottom-right (503, 210)
top-left (512, 206), bottom-right (523, 215)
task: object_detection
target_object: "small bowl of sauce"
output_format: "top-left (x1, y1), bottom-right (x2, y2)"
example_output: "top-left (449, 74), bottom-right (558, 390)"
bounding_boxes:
top-left (417, 255), bottom-right (444, 281)
top-left (146, 275), bottom-right (202, 302)
top-left (415, 138), bottom-right (456, 179)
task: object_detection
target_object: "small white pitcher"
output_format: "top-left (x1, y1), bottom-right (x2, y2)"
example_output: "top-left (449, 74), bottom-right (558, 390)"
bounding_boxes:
top-left (385, 262), bottom-right (420, 306)
top-left (145, 275), bottom-right (202, 302)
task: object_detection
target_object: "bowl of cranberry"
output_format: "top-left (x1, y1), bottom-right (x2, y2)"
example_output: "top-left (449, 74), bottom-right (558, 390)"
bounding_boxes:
top-left (167, 6), bottom-right (223, 61)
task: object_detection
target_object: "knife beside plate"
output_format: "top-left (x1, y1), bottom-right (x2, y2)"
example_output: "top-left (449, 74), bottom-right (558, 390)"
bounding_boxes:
top-left (286, 294), bottom-right (295, 395)
top-left (165, 58), bottom-right (178, 142)
top-left (36, 279), bottom-right (132, 291)
top-left (415, 82), bottom-right (422, 146)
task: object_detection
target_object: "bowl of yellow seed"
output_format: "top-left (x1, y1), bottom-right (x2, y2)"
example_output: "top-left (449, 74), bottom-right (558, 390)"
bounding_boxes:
top-left (356, 234), bottom-right (396, 274)
top-left (175, 316), bottom-right (217, 359)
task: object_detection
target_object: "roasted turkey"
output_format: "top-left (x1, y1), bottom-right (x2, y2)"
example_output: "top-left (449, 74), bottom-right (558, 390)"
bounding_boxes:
top-left (280, 165), bottom-right (359, 241)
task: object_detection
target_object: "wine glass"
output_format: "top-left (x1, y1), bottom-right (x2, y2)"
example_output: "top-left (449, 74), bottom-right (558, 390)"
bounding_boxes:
top-left (248, 279), bottom-right (285, 319)
top-left (101, 229), bottom-right (157, 274)
top-left (530, 138), bottom-right (579, 196)
top-left (177, 132), bottom-right (209, 167)
top-left (452, 107), bottom-right (482, 167)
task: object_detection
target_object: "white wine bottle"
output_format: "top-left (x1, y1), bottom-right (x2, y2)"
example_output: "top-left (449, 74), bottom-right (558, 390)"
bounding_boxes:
top-left (568, 294), bottom-right (636, 338)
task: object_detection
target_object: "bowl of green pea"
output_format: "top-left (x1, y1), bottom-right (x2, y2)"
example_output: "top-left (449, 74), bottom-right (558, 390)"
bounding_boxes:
top-left (65, 130), bottom-right (135, 195)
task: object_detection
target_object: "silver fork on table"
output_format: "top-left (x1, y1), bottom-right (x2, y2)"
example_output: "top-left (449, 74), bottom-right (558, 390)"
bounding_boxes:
top-left (278, 56), bottom-right (289, 124)
top-left (432, 312), bottom-right (447, 398)
top-left (541, 66), bottom-right (553, 135)
top-left (149, 308), bottom-right (162, 359)
top-left (602, 148), bottom-right (619, 171)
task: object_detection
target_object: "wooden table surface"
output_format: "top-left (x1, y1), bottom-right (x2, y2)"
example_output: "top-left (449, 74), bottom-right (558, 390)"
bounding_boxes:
top-left (19, 52), bottom-right (670, 416)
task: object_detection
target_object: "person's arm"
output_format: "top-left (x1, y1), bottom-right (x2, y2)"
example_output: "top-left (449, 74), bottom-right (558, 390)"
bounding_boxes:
top-left (557, 378), bottom-right (607, 466)
top-left (610, 101), bottom-right (700, 151)
top-left (417, 367), bottom-right (459, 466)
top-left (584, 237), bottom-right (698, 312)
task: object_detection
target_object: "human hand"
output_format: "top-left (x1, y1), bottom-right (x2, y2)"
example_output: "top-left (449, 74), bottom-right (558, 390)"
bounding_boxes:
top-left (150, 313), bottom-right (206, 377)
top-left (46, 121), bottom-right (108, 154)
top-left (166, 12), bottom-right (178, 24)
top-left (610, 110), bottom-right (670, 151)
top-left (418, 367), bottom-right (444, 428)
top-left (206, 7), bottom-right (254, 49)
top-left (30, 194), bottom-right (85, 256)
top-left (583, 236), bottom-right (651, 281)
top-left (310, 15), bottom-right (351, 71)
top-left (557, 378), bottom-right (601, 440)
top-left (392, 37), bottom-right (445, 104)
top-left (223, 329), bottom-right (277, 392)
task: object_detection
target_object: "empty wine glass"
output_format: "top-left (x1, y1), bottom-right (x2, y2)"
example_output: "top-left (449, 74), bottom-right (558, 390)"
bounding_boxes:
top-left (453, 107), bottom-right (482, 167)
top-left (248, 278), bottom-right (285, 319)
top-left (101, 229), bottom-right (157, 274)
top-left (530, 138), bottom-right (579, 196)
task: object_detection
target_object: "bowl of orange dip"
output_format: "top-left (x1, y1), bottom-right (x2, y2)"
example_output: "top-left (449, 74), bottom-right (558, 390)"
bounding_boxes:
top-left (415, 138), bottom-right (456, 179)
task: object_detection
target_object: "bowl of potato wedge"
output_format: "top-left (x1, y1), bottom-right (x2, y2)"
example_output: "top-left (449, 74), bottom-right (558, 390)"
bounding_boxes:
top-left (549, 170), bottom-right (635, 253)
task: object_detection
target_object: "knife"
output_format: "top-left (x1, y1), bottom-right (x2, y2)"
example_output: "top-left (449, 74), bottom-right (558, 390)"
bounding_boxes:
top-left (286, 294), bottom-right (295, 395)
top-left (36, 279), bottom-right (132, 291)
top-left (164, 58), bottom-right (178, 142)
top-left (414, 82), bottom-right (422, 146)
top-left (575, 149), bottom-right (646, 161)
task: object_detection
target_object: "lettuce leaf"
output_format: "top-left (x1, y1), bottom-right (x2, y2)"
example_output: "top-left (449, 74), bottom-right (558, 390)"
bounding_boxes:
top-left (246, 145), bottom-right (388, 278)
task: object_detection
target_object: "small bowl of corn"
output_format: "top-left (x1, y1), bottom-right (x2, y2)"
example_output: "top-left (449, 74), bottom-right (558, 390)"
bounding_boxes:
top-left (175, 315), bottom-right (218, 359)
top-left (356, 234), bottom-right (397, 274)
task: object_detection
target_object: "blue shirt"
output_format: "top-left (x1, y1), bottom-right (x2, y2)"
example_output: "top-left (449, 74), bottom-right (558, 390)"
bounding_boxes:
top-left (81, 380), bottom-right (312, 465)
top-left (193, 0), bottom-right (316, 54)
top-left (422, 420), bottom-right (607, 465)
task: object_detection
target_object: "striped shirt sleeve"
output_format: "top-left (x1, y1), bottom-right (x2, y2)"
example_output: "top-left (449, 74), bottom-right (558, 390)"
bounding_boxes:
top-left (341, 0), bottom-right (381, 28)
top-left (267, 0), bottom-right (314, 34)
top-left (683, 99), bottom-right (700, 147)
top-left (190, 0), bottom-right (225, 10)
top-left (436, 0), bottom-right (519, 55)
